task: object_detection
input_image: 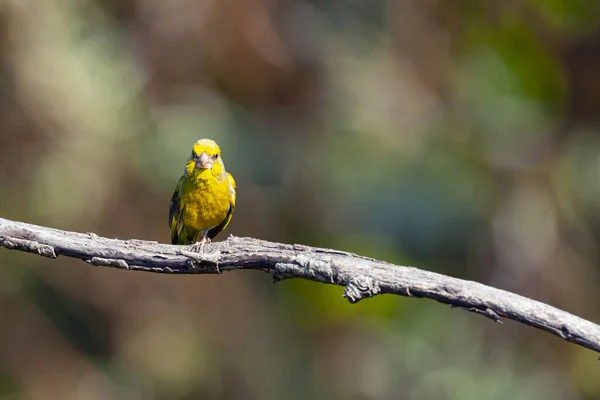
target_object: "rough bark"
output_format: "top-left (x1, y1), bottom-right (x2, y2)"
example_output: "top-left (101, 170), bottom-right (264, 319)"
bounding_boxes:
top-left (1, 217), bottom-right (599, 354)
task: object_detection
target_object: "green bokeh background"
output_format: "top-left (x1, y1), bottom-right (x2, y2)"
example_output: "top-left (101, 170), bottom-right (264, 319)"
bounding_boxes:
top-left (1, 0), bottom-right (599, 399)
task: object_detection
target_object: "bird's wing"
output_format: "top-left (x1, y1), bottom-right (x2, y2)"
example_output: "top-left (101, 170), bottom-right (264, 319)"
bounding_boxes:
top-left (207, 173), bottom-right (236, 239)
top-left (169, 176), bottom-right (186, 244)
top-left (228, 172), bottom-right (236, 205)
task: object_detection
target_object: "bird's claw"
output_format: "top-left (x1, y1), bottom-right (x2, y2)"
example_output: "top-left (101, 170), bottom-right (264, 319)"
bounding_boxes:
top-left (190, 236), bottom-right (211, 253)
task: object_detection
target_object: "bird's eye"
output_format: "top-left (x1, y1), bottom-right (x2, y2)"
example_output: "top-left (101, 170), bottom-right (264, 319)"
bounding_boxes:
top-left (213, 154), bottom-right (219, 159)
top-left (191, 151), bottom-right (197, 158)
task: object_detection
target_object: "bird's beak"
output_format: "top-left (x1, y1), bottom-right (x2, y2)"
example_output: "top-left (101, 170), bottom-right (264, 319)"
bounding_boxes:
top-left (196, 152), bottom-right (213, 170)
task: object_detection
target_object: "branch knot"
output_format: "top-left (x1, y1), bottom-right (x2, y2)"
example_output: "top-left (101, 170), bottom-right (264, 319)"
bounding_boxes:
top-left (343, 275), bottom-right (381, 303)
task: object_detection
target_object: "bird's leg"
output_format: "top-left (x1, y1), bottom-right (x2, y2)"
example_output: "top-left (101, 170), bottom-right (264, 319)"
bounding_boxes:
top-left (190, 234), bottom-right (211, 252)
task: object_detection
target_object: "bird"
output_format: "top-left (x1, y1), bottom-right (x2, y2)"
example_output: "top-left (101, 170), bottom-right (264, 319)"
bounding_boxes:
top-left (169, 139), bottom-right (236, 251)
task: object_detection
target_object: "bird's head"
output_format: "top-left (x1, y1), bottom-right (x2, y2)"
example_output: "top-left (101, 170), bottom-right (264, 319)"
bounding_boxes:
top-left (185, 139), bottom-right (226, 179)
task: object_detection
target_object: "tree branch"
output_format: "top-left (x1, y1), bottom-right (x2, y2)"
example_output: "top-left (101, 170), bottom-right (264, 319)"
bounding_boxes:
top-left (1, 217), bottom-right (599, 354)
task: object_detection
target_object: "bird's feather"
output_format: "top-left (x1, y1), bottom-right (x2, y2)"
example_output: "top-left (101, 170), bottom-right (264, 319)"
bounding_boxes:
top-left (207, 173), bottom-right (236, 239)
top-left (169, 176), bottom-right (186, 244)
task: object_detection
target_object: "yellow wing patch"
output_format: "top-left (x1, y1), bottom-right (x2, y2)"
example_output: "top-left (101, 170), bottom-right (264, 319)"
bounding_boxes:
top-left (228, 173), bottom-right (236, 205)
top-left (207, 173), bottom-right (236, 239)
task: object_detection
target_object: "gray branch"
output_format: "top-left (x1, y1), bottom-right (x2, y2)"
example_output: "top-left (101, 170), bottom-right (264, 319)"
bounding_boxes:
top-left (1, 217), bottom-right (600, 354)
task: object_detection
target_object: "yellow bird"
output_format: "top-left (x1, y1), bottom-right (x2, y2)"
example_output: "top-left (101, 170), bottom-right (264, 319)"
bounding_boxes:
top-left (169, 139), bottom-right (236, 250)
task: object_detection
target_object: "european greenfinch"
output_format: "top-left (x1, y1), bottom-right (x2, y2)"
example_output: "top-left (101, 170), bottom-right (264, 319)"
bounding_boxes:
top-left (169, 139), bottom-right (236, 250)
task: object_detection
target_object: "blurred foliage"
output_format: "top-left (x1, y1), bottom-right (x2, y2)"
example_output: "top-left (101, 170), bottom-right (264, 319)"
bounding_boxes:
top-left (1, 0), bottom-right (600, 399)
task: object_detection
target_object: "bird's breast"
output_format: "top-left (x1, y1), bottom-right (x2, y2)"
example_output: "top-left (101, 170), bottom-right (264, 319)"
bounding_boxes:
top-left (181, 177), bottom-right (231, 231)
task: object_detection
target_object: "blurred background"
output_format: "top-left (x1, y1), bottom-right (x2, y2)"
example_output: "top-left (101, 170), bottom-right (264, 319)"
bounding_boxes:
top-left (0, 0), bottom-right (599, 398)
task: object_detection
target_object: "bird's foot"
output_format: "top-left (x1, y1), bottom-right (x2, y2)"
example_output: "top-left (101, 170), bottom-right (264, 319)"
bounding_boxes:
top-left (190, 236), bottom-right (211, 253)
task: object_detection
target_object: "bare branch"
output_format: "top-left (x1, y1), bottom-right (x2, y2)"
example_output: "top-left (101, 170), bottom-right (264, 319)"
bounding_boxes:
top-left (1, 217), bottom-right (599, 354)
